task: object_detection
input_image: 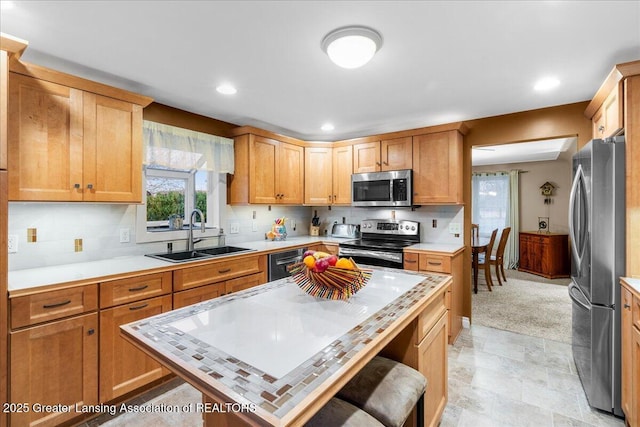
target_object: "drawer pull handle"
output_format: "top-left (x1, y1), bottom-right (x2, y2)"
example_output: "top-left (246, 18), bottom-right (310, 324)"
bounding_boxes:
top-left (129, 285), bottom-right (149, 292)
top-left (129, 303), bottom-right (149, 311)
top-left (405, 260), bottom-right (417, 264)
top-left (218, 268), bottom-right (232, 273)
top-left (624, 304), bottom-right (631, 309)
top-left (428, 261), bottom-right (442, 266)
top-left (43, 300), bottom-right (71, 309)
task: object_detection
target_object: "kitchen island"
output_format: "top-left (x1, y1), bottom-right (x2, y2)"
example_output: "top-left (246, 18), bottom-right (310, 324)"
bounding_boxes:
top-left (121, 267), bottom-right (451, 426)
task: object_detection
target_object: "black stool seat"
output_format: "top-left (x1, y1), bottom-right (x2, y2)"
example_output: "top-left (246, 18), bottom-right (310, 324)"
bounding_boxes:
top-left (337, 356), bottom-right (427, 427)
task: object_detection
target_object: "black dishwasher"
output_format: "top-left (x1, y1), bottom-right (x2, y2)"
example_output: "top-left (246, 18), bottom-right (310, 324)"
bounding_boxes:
top-left (268, 247), bottom-right (307, 281)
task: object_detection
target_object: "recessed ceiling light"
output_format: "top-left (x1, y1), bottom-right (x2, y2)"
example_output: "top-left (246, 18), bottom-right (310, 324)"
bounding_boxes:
top-left (216, 84), bottom-right (237, 95)
top-left (0, 1), bottom-right (15, 10)
top-left (321, 123), bottom-right (335, 131)
top-left (534, 77), bottom-right (560, 91)
top-left (321, 26), bottom-right (383, 69)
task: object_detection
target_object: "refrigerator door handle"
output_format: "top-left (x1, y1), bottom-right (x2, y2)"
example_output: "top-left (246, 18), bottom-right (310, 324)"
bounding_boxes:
top-left (569, 164), bottom-right (586, 271)
top-left (569, 281), bottom-right (591, 311)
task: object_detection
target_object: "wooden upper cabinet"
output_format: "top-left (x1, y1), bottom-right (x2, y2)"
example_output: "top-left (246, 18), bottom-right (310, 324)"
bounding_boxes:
top-left (304, 146), bottom-right (333, 205)
top-left (231, 133), bottom-right (304, 205)
top-left (8, 73), bottom-right (84, 201)
top-left (353, 141), bottom-right (381, 173)
top-left (592, 83), bottom-right (623, 138)
top-left (83, 93), bottom-right (142, 202)
top-left (1, 50), bottom-right (8, 170)
top-left (332, 144), bottom-right (353, 204)
top-left (353, 137), bottom-right (412, 173)
top-left (412, 130), bottom-right (463, 204)
top-left (381, 136), bottom-right (412, 171)
top-left (304, 145), bottom-right (353, 206)
top-left (8, 72), bottom-right (145, 202)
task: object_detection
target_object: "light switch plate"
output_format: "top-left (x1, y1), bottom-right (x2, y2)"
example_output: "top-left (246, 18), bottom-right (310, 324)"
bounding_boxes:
top-left (448, 223), bottom-right (461, 234)
top-left (8, 234), bottom-right (18, 253)
top-left (252, 220), bottom-right (258, 232)
top-left (230, 222), bottom-right (240, 234)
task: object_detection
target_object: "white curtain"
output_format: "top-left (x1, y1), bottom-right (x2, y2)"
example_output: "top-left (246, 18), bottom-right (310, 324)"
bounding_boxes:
top-left (506, 170), bottom-right (519, 268)
top-left (143, 121), bottom-right (235, 173)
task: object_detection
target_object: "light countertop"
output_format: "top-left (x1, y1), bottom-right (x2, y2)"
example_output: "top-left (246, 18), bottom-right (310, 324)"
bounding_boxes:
top-left (8, 235), bottom-right (464, 292)
top-left (120, 268), bottom-right (450, 425)
top-left (621, 277), bottom-right (640, 294)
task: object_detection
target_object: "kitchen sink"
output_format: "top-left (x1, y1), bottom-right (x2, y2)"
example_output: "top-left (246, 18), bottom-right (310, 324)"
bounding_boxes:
top-left (146, 246), bottom-right (255, 263)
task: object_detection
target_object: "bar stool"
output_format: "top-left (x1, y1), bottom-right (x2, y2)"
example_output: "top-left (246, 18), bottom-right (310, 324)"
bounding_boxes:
top-left (337, 356), bottom-right (427, 427)
top-left (306, 397), bottom-right (385, 426)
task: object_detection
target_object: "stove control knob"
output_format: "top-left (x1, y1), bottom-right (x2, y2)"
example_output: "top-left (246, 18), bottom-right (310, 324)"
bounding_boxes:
top-left (411, 226), bottom-right (416, 231)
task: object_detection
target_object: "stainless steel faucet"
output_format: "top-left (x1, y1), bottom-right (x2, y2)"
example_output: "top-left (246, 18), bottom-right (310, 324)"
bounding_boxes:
top-left (187, 209), bottom-right (205, 251)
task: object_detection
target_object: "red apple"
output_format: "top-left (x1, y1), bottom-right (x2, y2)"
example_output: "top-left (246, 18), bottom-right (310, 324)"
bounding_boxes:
top-left (303, 250), bottom-right (315, 258)
top-left (314, 258), bottom-right (329, 273)
top-left (327, 255), bottom-right (338, 266)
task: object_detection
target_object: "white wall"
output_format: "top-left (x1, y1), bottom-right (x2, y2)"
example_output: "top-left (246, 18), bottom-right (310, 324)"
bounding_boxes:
top-left (472, 154), bottom-right (573, 234)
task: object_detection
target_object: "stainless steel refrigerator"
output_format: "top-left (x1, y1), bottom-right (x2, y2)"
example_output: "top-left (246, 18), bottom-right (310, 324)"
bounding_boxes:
top-left (568, 136), bottom-right (625, 416)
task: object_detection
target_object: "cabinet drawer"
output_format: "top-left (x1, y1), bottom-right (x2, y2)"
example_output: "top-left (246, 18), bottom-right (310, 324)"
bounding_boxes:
top-left (419, 253), bottom-right (451, 273)
top-left (100, 271), bottom-right (172, 308)
top-left (11, 284), bottom-right (98, 329)
top-left (173, 256), bottom-right (261, 291)
top-left (416, 289), bottom-right (448, 344)
top-left (226, 272), bottom-right (263, 294)
top-left (173, 283), bottom-right (226, 309)
top-left (633, 295), bottom-right (640, 331)
top-left (403, 252), bottom-right (419, 271)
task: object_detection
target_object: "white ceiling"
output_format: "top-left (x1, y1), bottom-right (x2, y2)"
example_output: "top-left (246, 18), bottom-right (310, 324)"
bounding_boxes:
top-left (1, 1), bottom-right (639, 142)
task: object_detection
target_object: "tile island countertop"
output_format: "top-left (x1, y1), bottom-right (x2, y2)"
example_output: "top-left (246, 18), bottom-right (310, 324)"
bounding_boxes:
top-left (7, 235), bottom-right (463, 293)
top-left (120, 268), bottom-right (451, 426)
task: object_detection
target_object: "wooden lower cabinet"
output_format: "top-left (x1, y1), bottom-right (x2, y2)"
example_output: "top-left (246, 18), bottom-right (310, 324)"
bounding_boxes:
top-left (99, 295), bottom-right (172, 402)
top-left (10, 313), bottom-right (98, 427)
top-left (518, 232), bottom-right (569, 279)
top-left (621, 280), bottom-right (640, 427)
top-left (631, 326), bottom-right (640, 427)
top-left (174, 282), bottom-right (225, 309)
top-left (419, 312), bottom-right (448, 427)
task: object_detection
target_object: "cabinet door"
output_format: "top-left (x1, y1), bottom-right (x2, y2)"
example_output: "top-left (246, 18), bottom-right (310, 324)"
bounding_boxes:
top-left (332, 145), bottom-right (353, 204)
top-left (592, 84), bottom-right (623, 138)
top-left (519, 234), bottom-right (531, 271)
top-left (249, 135), bottom-right (278, 204)
top-left (83, 93), bottom-right (142, 202)
top-left (412, 131), bottom-right (462, 204)
top-left (99, 295), bottom-right (171, 402)
top-left (418, 312), bottom-right (448, 427)
top-left (8, 73), bottom-right (83, 201)
top-left (277, 142), bottom-right (304, 204)
top-left (304, 147), bottom-right (332, 205)
top-left (174, 283), bottom-right (225, 309)
top-left (621, 286), bottom-right (633, 423)
top-left (632, 325), bottom-right (640, 427)
top-left (381, 136), bottom-right (412, 171)
top-left (353, 141), bottom-right (380, 173)
top-left (1, 50), bottom-right (7, 170)
top-left (10, 313), bottom-right (98, 427)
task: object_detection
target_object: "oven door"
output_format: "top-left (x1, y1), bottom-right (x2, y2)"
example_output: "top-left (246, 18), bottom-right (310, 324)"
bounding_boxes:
top-left (338, 246), bottom-right (403, 268)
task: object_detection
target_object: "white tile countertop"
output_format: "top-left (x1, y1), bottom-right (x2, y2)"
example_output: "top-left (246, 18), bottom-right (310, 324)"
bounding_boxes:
top-left (120, 268), bottom-right (450, 425)
top-left (621, 277), bottom-right (640, 294)
top-left (7, 235), bottom-right (464, 292)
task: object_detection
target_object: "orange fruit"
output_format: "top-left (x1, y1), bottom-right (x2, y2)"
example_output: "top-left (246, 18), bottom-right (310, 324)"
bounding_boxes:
top-left (335, 258), bottom-right (354, 270)
top-left (303, 255), bottom-right (316, 269)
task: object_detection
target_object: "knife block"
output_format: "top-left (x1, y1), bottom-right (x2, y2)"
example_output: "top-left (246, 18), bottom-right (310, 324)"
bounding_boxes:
top-left (309, 225), bottom-right (320, 236)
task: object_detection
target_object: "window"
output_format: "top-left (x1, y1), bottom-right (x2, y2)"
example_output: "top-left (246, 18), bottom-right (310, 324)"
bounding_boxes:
top-left (135, 121), bottom-right (234, 243)
top-left (472, 173), bottom-right (509, 238)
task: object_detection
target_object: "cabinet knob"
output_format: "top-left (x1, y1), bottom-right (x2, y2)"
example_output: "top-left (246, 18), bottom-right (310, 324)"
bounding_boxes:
top-left (383, 161), bottom-right (388, 166)
top-left (74, 183), bottom-right (81, 189)
top-left (87, 328), bottom-right (95, 335)
top-left (624, 303), bottom-right (631, 309)
top-left (598, 125), bottom-right (605, 133)
top-left (376, 162), bottom-right (381, 166)
top-left (87, 184), bottom-right (94, 190)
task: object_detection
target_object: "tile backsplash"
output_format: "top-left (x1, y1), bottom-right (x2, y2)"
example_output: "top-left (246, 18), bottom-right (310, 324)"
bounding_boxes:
top-left (8, 203), bottom-right (463, 270)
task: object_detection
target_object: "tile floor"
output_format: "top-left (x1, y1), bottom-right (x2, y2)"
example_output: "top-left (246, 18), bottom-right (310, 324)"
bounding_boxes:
top-left (88, 323), bottom-right (626, 427)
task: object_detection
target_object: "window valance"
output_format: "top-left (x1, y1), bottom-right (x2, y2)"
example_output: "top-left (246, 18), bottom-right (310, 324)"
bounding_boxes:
top-left (143, 121), bottom-right (234, 173)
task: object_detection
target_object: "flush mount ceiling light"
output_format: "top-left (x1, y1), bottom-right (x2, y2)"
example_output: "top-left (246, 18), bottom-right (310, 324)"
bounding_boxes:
top-left (321, 26), bottom-right (383, 69)
top-left (321, 123), bottom-right (335, 131)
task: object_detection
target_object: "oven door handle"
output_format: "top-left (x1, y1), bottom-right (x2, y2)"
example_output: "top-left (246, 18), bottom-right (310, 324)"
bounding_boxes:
top-left (339, 247), bottom-right (402, 263)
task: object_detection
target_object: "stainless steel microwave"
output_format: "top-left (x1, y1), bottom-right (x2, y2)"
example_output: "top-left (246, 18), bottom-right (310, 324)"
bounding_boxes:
top-left (351, 169), bottom-right (412, 207)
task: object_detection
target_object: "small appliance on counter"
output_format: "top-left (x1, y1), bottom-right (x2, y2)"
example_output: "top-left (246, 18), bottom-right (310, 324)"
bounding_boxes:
top-left (330, 223), bottom-right (360, 239)
top-left (310, 211), bottom-right (320, 236)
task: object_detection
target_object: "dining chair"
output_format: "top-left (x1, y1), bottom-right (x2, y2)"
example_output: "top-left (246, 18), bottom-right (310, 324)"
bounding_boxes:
top-left (477, 228), bottom-right (498, 291)
top-left (471, 223), bottom-right (479, 241)
top-left (490, 227), bottom-right (511, 286)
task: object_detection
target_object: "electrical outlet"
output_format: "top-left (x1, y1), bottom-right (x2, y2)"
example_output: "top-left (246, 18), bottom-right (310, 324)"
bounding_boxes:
top-left (448, 223), bottom-right (461, 234)
top-left (230, 222), bottom-right (240, 234)
top-left (8, 234), bottom-right (18, 253)
top-left (252, 220), bottom-right (258, 232)
top-left (119, 228), bottom-right (130, 243)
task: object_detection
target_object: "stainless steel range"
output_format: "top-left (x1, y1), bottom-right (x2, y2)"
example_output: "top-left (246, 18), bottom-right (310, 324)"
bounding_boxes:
top-left (338, 219), bottom-right (420, 268)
